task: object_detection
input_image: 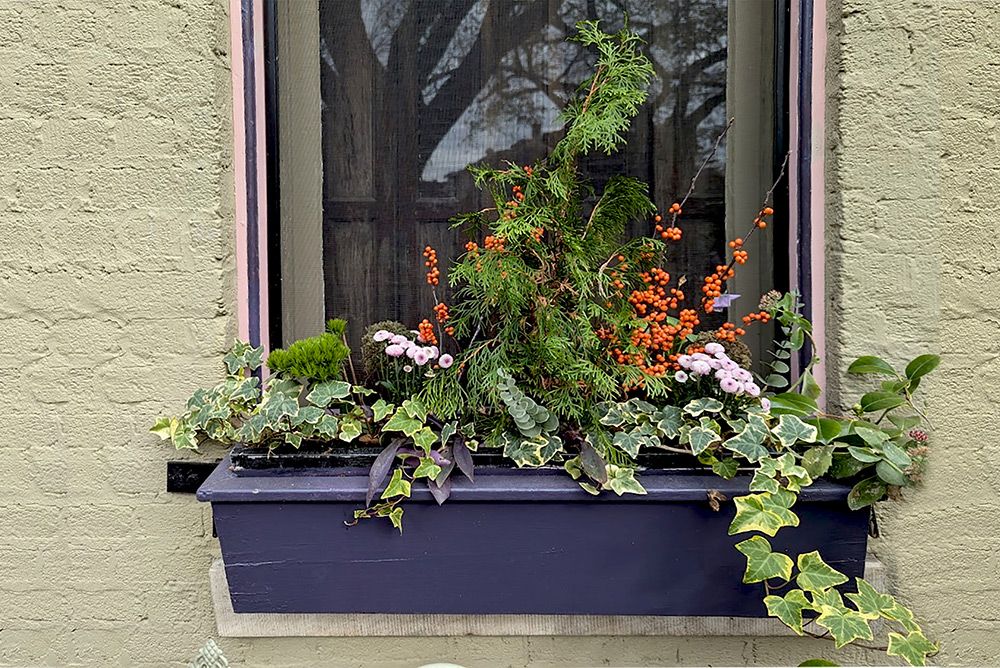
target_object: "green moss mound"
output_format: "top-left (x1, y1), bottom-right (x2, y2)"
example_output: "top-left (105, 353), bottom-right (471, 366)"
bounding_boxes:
top-left (266, 319), bottom-right (351, 382)
top-left (362, 320), bottom-right (412, 381)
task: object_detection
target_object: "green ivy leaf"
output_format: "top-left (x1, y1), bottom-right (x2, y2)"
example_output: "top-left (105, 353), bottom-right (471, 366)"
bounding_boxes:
top-left (683, 397), bottom-right (724, 416)
top-left (612, 430), bottom-right (641, 458)
top-left (801, 445), bottom-right (834, 478)
top-left (796, 551), bottom-right (848, 593)
top-left (883, 600), bottom-right (921, 632)
top-left (764, 589), bottom-right (812, 636)
top-left (372, 398), bottom-right (395, 421)
top-left (771, 414), bottom-right (819, 447)
top-left (712, 457), bottom-right (739, 479)
top-left (338, 418), bottom-right (362, 443)
top-left (503, 433), bottom-right (562, 467)
top-left (688, 418), bottom-right (722, 455)
top-left (860, 391), bottom-right (907, 413)
top-left (847, 356), bottom-right (897, 376)
top-left (383, 408), bottom-right (424, 436)
top-left (388, 506), bottom-right (404, 533)
top-left (845, 578), bottom-right (895, 620)
top-left (728, 490), bottom-right (800, 537)
top-left (815, 605), bottom-right (874, 649)
top-left (413, 457), bottom-right (442, 480)
top-left (886, 631), bottom-right (937, 667)
top-left (722, 414), bottom-right (770, 462)
top-left (314, 414), bottom-right (339, 439)
top-left (150, 417), bottom-right (175, 441)
top-left (736, 536), bottom-right (793, 583)
top-left (381, 469), bottom-right (411, 499)
top-left (402, 397), bottom-right (427, 422)
top-left (904, 354), bottom-right (940, 382)
top-left (306, 379), bottom-right (352, 407)
top-left (412, 426), bottom-right (437, 454)
top-left (605, 465), bottom-right (647, 496)
top-left (847, 477), bottom-right (887, 510)
top-left (655, 405), bottom-right (684, 438)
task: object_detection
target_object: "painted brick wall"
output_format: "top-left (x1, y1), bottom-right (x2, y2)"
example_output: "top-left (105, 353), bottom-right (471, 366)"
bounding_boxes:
top-left (1, 0), bottom-right (996, 666)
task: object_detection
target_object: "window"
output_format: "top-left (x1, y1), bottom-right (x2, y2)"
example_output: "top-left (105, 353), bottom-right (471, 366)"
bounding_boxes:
top-left (267, 0), bottom-right (785, 363)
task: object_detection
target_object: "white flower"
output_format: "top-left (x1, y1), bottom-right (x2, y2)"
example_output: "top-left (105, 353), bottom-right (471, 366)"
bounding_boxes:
top-left (721, 359), bottom-right (739, 371)
top-left (373, 330), bottom-right (393, 342)
top-left (438, 354), bottom-right (454, 369)
top-left (677, 355), bottom-right (693, 369)
top-left (708, 357), bottom-right (722, 370)
top-left (429, 345), bottom-right (439, 358)
top-left (760, 397), bottom-right (772, 412)
top-left (715, 368), bottom-right (731, 380)
top-left (691, 352), bottom-right (711, 362)
top-left (744, 382), bottom-right (761, 397)
top-left (422, 346), bottom-right (437, 359)
top-left (734, 368), bottom-right (753, 383)
top-left (704, 342), bottom-right (725, 355)
top-left (414, 349), bottom-right (430, 366)
top-left (674, 370), bottom-right (689, 383)
top-left (405, 346), bottom-right (417, 359)
top-left (385, 344), bottom-right (405, 357)
top-left (390, 334), bottom-right (408, 345)
top-left (691, 360), bottom-right (712, 376)
top-left (403, 365), bottom-right (413, 372)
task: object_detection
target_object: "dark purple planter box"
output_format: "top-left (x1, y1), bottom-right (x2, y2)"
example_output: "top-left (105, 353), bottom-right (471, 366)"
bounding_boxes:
top-left (197, 454), bottom-right (869, 616)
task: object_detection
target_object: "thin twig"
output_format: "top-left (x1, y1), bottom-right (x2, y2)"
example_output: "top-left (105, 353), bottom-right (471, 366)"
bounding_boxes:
top-left (668, 116), bottom-right (735, 229)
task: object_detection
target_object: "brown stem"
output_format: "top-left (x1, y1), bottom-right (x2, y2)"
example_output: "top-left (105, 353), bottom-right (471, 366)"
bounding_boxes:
top-left (669, 117), bottom-right (735, 228)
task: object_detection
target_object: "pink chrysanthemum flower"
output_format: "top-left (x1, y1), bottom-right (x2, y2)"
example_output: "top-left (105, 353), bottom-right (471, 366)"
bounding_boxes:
top-left (385, 344), bottom-right (405, 357)
top-left (438, 354), bottom-right (454, 369)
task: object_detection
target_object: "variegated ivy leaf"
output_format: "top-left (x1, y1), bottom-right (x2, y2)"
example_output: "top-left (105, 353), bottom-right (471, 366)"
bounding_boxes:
top-left (381, 469), bottom-right (411, 499)
top-left (712, 457), bottom-right (739, 479)
top-left (260, 395), bottom-right (298, 422)
top-left (402, 397), bottom-right (427, 421)
top-left (883, 600), bottom-right (921, 632)
top-left (371, 398), bottom-right (395, 422)
top-left (846, 578), bottom-right (895, 620)
top-left (770, 414), bottom-right (818, 447)
top-left (598, 402), bottom-right (627, 427)
top-left (764, 589), bottom-right (812, 635)
top-left (387, 507), bottom-right (404, 533)
top-left (413, 457), bottom-right (442, 480)
top-left (284, 433), bottom-right (303, 448)
top-left (411, 426), bottom-right (437, 454)
top-left (150, 416), bottom-right (175, 441)
top-left (291, 406), bottom-right (325, 427)
top-left (267, 377), bottom-right (303, 399)
top-left (811, 586), bottom-right (849, 612)
top-left (439, 421), bottom-right (457, 447)
top-left (796, 551), bottom-right (848, 593)
top-left (683, 397), bottom-right (724, 416)
top-left (749, 465), bottom-right (781, 494)
top-left (306, 379), bottom-right (351, 407)
top-left (502, 433), bottom-right (562, 467)
top-left (776, 452), bottom-right (813, 492)
top-left (352, 385), bottom-right (375, 397)
top-left (338, 418), bottom-right (362, 443)
top-left (613, 430), bottom-right (641, 458)
top-left (814, 604), bottom-right (874, 649)
top-left (314, 415), bottom-right (339, 439)
top-left (654, 405), bottom-right (683, 439)
top-left (688, 417), bottom-right (721, 455)
top-left (223, 341), bottom-right (264, 374)
top-left (887, 631), bottom-right (937, 667)
top-left (230, 377), bottom-right (261, 403)
top-left (564, 455), bottom-right (584, 480)
top-left (735, 535), bottom-right (793, 583)
top-left (382, 407), bottom-right (423, 436)
top-left (728, 489), bottom-right (800, 536)
top-left (604, 465), bottom-right (646, 496)
top-left (723, 414), bottom-right (770, 462)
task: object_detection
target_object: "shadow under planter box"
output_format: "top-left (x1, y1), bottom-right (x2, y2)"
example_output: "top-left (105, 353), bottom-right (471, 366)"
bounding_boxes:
top-left (197, 451), bottom-right (869, 617)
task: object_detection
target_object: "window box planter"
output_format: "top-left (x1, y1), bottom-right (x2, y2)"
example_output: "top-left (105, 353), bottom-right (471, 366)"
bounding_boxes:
top-left (197, 452), bottom-right (869, 616)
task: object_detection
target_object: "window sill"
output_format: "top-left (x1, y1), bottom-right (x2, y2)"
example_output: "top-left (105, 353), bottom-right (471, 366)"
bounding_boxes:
top-left (208, 557), bottom-right (886, 638)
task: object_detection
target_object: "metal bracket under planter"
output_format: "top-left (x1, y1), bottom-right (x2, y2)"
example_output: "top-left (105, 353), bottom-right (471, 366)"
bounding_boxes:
top-left (208, 557), bottom-right (887, 637)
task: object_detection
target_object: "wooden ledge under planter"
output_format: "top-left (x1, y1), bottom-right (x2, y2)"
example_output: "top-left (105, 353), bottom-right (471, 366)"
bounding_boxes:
top-left (196, 451), bottom-right (871, 619)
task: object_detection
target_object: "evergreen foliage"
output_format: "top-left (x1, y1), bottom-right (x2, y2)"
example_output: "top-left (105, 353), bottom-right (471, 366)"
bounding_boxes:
top-left (426, 20), bottom-right (665, 428)
top-left (266, 319), bottom-right (351, 382)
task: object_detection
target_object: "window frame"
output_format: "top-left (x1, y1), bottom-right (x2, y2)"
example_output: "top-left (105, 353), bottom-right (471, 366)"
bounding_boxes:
top-left (231, 0), bottom-right (824, 389)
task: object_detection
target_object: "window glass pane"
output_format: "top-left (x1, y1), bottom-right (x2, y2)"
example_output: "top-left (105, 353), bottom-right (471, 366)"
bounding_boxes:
top-left (301, 0), bottom-right (771, 353)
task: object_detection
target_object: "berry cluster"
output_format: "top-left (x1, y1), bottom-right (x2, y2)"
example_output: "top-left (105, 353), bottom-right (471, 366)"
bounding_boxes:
top-left (484, 235), bottom-right (505, 251)
top-left (423, 246), bottom-right (440, 285)
top-left (418, 319), bottom-right (437, 346)
top-left (433, 302), bottom-right (450, 324)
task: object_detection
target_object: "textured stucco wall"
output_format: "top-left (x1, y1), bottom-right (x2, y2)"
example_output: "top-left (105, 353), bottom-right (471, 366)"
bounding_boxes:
top-left (1, 0), bottom-right (997, 666)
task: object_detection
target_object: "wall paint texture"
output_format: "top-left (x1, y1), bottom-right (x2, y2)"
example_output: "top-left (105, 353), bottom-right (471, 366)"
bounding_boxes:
top-left (0, 0), bottom-right (996, 666)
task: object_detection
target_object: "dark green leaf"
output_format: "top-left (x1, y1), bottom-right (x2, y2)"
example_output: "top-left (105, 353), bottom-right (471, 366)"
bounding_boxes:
top-left (876, 459), bottom-right (908, 486)
top-left (847, 477), bottom-right (887, 510)
top-left (768, 392), bottom-right (819, 417)
top-left (829, 453), bottom-right (868, 479)
top-left (803, 417), bottom-right (843, 444)
top-left (904, 354), bottom-right (940, 381)
top-left (860, 391), bottom-right (907, 413)
top-left (848, 356), bottom-right (897, 376)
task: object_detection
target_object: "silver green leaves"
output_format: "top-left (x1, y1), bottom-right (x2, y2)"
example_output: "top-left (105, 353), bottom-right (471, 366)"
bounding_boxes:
top-left (497, 369), bottom-right (559, 438)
